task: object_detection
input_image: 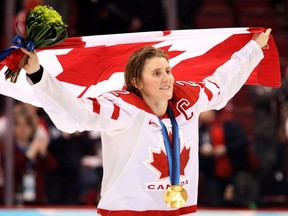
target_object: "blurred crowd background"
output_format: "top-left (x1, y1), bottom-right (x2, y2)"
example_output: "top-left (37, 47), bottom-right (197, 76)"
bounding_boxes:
top-left (0, 0), bottom-right (287, 209)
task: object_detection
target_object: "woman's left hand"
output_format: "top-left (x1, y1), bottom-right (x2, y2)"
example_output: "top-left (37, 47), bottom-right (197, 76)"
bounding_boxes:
top-left (20, 48), bottom-right (41, 74)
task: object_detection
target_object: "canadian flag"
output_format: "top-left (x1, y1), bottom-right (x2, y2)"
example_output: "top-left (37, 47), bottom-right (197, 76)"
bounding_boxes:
top-left (0, 27), bottom-right (281, 107)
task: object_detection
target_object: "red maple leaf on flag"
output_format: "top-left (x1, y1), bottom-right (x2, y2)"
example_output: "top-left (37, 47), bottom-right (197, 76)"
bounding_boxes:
top-left (55, 42), bottom-right (185, 97)
top-left (149, 145), bottom-right (190, 180)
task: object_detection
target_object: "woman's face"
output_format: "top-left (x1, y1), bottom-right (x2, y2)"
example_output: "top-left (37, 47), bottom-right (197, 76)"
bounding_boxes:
top-left (137, 57), bottom-right (174, 104)
top-left (13, 116), bottom-right (34, 144)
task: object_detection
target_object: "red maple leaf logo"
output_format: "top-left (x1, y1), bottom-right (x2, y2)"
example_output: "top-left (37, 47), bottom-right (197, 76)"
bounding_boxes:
top-left (149, 144), bottom-right (190, 180)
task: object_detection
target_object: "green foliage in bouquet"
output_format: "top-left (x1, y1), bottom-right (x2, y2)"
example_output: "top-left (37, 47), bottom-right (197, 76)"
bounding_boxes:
top-left (5, 5), bottom-right (68, 82)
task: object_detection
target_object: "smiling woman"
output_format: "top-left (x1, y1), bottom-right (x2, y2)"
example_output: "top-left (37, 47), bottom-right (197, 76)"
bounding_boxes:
top-left (131, 54), bottom-right (174, 117)
top-left (13, 29), bottom-right (271, 215)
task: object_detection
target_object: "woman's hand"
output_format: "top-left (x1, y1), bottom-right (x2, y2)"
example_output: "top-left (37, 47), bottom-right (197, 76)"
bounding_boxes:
top-left (20, 48), bottom-right (40, 74)
top-left (252, 28), bottom-right (272, 48)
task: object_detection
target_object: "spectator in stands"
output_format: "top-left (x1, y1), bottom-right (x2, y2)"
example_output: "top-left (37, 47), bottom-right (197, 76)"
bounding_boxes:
top-left (79, 131), bottom-right (103, 206)
top-left (248, 83), bottom-right (284, 203)
top-left (46, 130), bottom-right (99, 205)
top-left (0, 102), bottom-right (49, 149)
top-left (0, 105), bottom-right (56, 205)
top-left (276, 64), bottom-right (288, 197)
top-left (198, 107), bottom-right (259, 208)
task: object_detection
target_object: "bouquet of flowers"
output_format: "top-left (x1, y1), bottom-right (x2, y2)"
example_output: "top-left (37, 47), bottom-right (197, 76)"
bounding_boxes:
top-left (0, 5), bottom-right (68, 83)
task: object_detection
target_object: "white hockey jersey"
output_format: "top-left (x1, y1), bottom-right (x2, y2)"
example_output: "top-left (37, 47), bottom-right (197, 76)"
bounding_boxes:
top-left (27, 41), bottom-right (263, 215)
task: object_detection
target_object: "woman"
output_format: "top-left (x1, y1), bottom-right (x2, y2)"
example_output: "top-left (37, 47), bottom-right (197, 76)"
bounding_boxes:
top-left (0, 105), bottom-right (56, 205)
top-left (21, 29), bottom-right (271, 215)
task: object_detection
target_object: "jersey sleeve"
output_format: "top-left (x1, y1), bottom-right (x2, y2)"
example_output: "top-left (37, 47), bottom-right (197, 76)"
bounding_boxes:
top-left (26, 70), bottom-right (135, 133)
top-left (200, 40), bottom-right (264, 112)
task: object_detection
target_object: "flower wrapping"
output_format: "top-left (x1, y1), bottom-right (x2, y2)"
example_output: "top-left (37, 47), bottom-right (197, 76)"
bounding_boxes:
top-left (0, 5), bottom-right (68, 83)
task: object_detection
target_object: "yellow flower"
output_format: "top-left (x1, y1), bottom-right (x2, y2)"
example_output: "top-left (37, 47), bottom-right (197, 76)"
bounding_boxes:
top-left (32, 5), bottom-right (66, 27)
top-left (3, 4), bottom-right (68, 83)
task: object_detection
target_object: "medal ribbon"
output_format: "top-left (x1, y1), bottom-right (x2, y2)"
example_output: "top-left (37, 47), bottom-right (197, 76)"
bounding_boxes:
top-left (158, 106), bottom-right (180, 185)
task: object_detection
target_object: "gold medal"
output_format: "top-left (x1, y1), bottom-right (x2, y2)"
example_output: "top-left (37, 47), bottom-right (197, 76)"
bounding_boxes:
top-left (164, 185), bottom-right (188, 208)
top-left (159, 108), bottom-right (187, 208)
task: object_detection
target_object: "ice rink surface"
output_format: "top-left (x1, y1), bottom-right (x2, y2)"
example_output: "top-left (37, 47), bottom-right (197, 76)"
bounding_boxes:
top-left (0, 208), bottom-right (288, 216)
